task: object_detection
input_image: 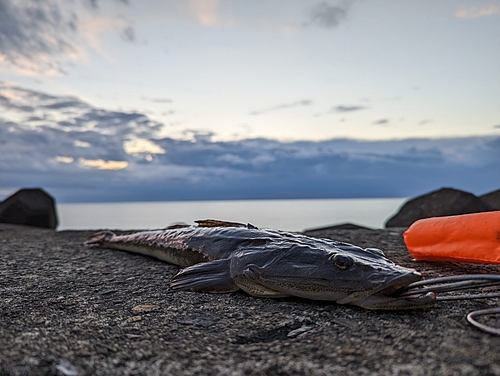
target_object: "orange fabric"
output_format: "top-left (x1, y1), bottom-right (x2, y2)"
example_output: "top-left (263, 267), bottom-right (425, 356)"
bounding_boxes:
top-left (403, 211), bottom-right (500, 264)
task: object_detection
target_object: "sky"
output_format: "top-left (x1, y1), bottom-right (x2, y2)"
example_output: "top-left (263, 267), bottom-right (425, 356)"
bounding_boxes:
top-left (0, 0), bottom-right (499, 202)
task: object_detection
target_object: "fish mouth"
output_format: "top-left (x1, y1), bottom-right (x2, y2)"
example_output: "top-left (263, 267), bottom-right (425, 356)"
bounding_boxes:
top-left (342, 272), bottom-right (437, 310)
top-left (380, 274), bottom-right (422, 297)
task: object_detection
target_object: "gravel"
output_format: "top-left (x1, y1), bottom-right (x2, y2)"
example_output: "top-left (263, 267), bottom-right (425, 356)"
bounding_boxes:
top-left (1, 224), bottom-right (499, 375)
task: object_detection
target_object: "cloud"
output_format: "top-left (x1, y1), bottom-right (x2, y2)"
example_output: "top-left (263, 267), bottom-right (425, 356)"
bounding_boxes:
top-left (120, 26), bottom-right (136, 42)
top-left (84, 0), bottom-right (129, 9)
top-left (419, 119), bottom-right (433, 125)
top-left (455, 5), bottom-right (500, 19)
top-left (332, 105), bottom-right (367, 113)
top-left (304, 1), bottom-right (354, 29)
top-left (494, 124), bottom-right (500, 128)
top-left (123, 138), bottom-right (165, 155)
top-left (0, 0), bottom-right (81, 74)
top-left (188, 0), bottom-right (221, 27)
top-left (79, 158), bottom-right (128, 170)
top-left (0, 80), bottom-right (163, 167)
top-left (55, 156), bottom-right (75, 164)
top-left (84, 0), bottom-right (100, 8)
top-left (1, 82), bottom-right (498, 202)
top-left (141, 96), bottom-right (173, 104)
top-left (249, 100), bottom-right (312, 116)
top-left (0, 0), bottom-right (131, 75)
top-left (372, 119), bottom-right (389, 125)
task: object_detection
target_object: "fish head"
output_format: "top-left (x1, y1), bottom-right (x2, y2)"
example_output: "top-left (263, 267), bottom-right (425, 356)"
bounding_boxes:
top-left (230, 243), bottom-right (435, 310)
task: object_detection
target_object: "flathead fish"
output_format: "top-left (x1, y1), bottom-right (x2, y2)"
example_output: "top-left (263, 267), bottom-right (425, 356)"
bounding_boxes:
top-left (84, 219), bottom-right (435, 310)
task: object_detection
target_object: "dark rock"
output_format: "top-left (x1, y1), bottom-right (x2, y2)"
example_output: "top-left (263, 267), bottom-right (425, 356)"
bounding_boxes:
top-left (385, 187), bottom-right (493, 228)
top-left (479, 188), bottom-right (500, 210)
top-left (304, 223), bottom-right (372, 233)
top-left (0, 188), bottom-right (58, 229)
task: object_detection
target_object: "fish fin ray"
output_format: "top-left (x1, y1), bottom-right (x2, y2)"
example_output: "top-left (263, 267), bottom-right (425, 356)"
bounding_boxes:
top-left (195, 219), bottom-right (258, 229)
top-left (84, 231), bottom-right (115, 248)
top-left (164, 223), bottom-right (190, 229)
top-left (170, 258), bottom-right (238, 293)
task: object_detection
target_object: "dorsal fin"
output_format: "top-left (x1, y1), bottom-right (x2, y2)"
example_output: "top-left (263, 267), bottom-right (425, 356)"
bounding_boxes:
top-left (164, 223), bottom-right (190, 229)
top-left (195, 219), bottom-right (258, 229)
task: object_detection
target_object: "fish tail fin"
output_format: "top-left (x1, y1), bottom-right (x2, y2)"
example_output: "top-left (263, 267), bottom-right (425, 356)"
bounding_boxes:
top-left (84, 231), bottom-right (115, 248)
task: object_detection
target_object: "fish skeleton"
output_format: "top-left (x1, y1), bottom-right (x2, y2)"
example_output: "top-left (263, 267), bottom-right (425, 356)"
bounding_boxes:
top-left (84, 219), bottom-right (436, 310)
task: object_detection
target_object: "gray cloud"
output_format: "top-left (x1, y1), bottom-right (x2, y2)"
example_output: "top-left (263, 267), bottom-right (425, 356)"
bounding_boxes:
top-left (1, 82), bottom-right (498, 203)
top-left (0, 0), bottom-right (130, 73)
top-left (419, 119), bottom-right (433, 125)
top-left (333, 105), bottom-right (367, 113)
top-left (0, 0), bottom-right (79, 73)
top-left (84, 0), bottom-right (99, 9)
top-left (121, 26), bottom-right (135, 42)
top-left (3, 124), bottom-right (498, 202)
top-left (141, 96), bottom-right (173, 104)
top-left (304, 1), bottom-right (354, 29)
top-left (84, 0), bottom-right (129, 8)
top-left (0, 80), bottom-right (163, 147)
top-left (42, 100), bottom-right (89, 110)
top-left (373, 119), bottom-right (389, 125)
top-left (249, 100), bottom-right (312, 116)
top-left (494, 124), bottom-right (500, 128)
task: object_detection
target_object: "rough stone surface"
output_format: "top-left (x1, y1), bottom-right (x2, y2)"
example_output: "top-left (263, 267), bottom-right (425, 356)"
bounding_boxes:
top-left (0, 188), bottom-right (58, 229)
top-left (480, 188), bottom-right (500, 210)
top-left (1, 224), bottom-right (499, 375)
top-left (385, 187), bottom-right (493, 228)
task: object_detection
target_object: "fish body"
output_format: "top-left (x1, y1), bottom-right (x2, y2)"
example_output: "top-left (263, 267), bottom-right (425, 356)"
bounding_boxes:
top-left (85, 220), bottom-right (436, 310)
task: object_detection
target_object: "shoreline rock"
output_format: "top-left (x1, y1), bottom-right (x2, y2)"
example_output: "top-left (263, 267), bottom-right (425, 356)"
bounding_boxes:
top-left (385, 187), bottom-right (494, 228)
top-left (0, 188), bottom-right (58, 229)
top-left (479, 188), bottom-right (500, 210)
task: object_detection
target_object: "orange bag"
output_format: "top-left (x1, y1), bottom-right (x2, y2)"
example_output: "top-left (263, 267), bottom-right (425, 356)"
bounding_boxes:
top-left (404, 211), bottom-right (500, 264)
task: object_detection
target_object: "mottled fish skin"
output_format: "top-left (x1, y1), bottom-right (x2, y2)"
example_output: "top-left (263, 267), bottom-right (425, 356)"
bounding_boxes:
top-left (85, 228), bottom-right (214, 267)
top-left (85, 223), bottom-right (268, 267)
top-left (85, 224), bottom-right (374, 267)
top-left (85, 220), bottom-right (437, 310)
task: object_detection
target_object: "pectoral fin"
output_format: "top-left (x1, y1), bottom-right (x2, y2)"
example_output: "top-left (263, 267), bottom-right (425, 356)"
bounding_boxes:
top-left (170, 258), bottom-right (239, 293)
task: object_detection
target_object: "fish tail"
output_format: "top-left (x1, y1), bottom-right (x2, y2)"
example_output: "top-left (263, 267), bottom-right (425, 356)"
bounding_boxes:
top-left (84, 231), bottom-right (115, 248)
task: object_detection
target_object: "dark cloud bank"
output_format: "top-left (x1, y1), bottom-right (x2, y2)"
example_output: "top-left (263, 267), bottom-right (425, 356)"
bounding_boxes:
top-left (1, 82), bottom-right (499, 203)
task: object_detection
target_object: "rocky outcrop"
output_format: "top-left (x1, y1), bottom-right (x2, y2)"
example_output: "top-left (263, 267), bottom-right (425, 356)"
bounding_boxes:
top-left (479, 188), bottom-right (500, 210)
top-left (304, 223), bottom-right (372, 234)
top-left (0, 188), bottom-right (58, 229)
top-left (385, 187), bottom-right (493, 228)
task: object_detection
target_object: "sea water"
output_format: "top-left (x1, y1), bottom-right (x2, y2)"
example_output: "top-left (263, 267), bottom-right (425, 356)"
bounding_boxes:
top-left (57, 198), bottom-right (407, 231)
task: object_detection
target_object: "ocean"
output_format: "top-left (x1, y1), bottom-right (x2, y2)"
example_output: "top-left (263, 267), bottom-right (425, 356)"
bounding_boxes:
top-left (57, 197), bottom-right (407, 232)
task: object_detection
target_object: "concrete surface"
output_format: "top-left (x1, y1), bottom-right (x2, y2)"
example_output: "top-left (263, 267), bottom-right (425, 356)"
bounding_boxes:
top-left (1, 224), bottom-right (499, 375)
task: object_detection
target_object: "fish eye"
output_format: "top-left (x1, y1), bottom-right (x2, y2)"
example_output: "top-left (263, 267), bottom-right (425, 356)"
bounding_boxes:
top-left (330, 254), bottom-right (354, 270)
